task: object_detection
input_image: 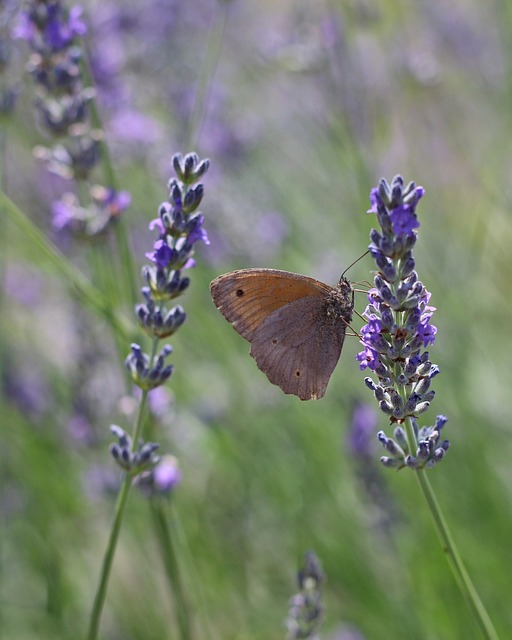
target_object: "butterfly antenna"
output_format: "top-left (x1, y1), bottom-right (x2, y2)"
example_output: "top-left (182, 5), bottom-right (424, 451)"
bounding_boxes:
top-left (340, 250), bottom-right (370, 279)
top-left (352, 279), bottom-right (372, 291)
top-left (344, 320), bottom-right (362, 340)
top-left (354, 309), bottom-right (366, 323)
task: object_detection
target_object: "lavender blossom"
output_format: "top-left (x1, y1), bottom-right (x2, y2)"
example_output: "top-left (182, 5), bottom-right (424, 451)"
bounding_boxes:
top-left (51, 185), bottom-right (131, 235)
top-left (109, 424), bottom-right (160, 473)
top-left (125, 343), bottom-right (174, 391)
top-left (346, 402), bottom-right (379, 461)
top-left (358, 176), bottom-right (449, 470)
top-left (15, 0), bottom-right (125, 237)
top-left (0, 1), bottom-right (20, 115)
top-left (14, 0), bottom-right (94, 145)
top-left (137, 152), bottom-right (210, 323)
top-left (120, 153), bottom-right (209, 420)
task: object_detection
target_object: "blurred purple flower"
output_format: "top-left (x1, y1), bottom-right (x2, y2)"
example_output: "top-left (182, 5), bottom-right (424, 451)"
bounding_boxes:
top-left (4, 263), bottom-right (45, 307)
top-left (4, 365), bottom-right (50, 417)
top-left (83, 464), bottom-right (121, 500)
top-left (14, 5), bottom-right (87, 52)
top-left (96, 186), bottom-right (131, 215)
top-left (67, 413), bottom-right (96, 445)
top-left (326, 625), bottom-right (366, 640)
top-left (147, 386), bottom-right (174, 417)
top-left (153, 455), bottom-right (181, 492)
top-left (255, 211), bottom-right (288, 249)
top-left (51, 186), bottom-right (130, 235)
top-left (347, 403), bottom-right (379, 460)
top-left (52, 193), bottom-right (76, 230)
top-left (109, 110), bottom-right (161, 145)
top-left (136, 455), bottom-right (181, 498)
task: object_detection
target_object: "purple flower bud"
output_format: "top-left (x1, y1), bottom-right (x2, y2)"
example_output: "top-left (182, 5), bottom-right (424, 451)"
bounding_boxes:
top-left (404, 455), bottom-right (419, 468)
top-left (414, 377), bottom-right (431, 396)
top-left (435, 415), bottom-right (448, 429)
top-left (400, 253), bottom-right (416, 278)
top-left (414, 401), bottom-right (430, 415)
top-left (381, 456), bottom-right (402, 468)
top-left (379, 400), bottom-right (394, 415)
top-left (364, 377), bottom-right (377, 391)
top-left (393, 427), bottom-right (408, 450)
top-left (417, 440), bottom-right (431, 461)
top-left (370, 228), bottom-right (382, 245)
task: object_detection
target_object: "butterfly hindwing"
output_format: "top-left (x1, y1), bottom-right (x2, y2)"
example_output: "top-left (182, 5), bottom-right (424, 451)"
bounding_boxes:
top-left (249, 296), bottom-right (347, 400)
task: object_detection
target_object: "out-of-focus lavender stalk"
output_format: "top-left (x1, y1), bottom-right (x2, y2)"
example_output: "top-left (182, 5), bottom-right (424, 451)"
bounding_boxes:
top-left (14, 0), bottom-right (137, 311)
top-left (87, 153), bottom-right (209, 640)
top-left (14, 0), bottom-right (130, 230)
top-left (285, 551), bottom-right (325, 640)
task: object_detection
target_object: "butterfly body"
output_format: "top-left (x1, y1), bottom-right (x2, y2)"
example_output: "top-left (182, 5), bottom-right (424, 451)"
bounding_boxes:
top-left (210, 268), bottom-right (354, 400)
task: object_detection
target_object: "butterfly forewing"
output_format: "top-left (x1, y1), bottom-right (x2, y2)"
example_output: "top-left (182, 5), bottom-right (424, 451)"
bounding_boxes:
top-left (209, 269), bottom-right (330, 341)
top-left (249, 296), bottom-right (347, 400)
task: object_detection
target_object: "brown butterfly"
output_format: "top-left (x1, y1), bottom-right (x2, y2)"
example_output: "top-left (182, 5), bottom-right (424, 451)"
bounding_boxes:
top-left (210, 268), bottom-right (354, 400)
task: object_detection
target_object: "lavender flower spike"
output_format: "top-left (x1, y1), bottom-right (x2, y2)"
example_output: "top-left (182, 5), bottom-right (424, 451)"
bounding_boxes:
top-left (357, 176), bottom-right (449, 470)
top-left (285, 551), bottom-right (325, 640)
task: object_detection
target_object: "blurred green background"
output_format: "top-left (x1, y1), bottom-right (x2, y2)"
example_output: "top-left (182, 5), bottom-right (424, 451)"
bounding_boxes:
top-left (2, 0), bottom-right (512, 638)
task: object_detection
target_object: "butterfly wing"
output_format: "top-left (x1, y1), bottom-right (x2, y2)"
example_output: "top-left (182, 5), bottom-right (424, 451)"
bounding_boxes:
top-left (210, 269), bottom-right (331, 342)
top-left (249, 296), bottom-right (347, 400)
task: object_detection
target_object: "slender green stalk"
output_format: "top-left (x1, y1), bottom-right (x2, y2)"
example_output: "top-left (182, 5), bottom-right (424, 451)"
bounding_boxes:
top-left (86, 390), bottom-right (150, 640)
top-left (0, 122), bottom-right (8, 638)
top-left (403, 417), bottom-right (499, 640)
top-left (182, 3), bottom-right (230, 151)
top-left (86, 473), bottom-right (131, 640)
top-left (113, 219), bottom-right (138, 309)
top-left (79, 46), bottom-right (138, 308)
top-left (150, 501), bottom-right (193, 640)
top-left (0, 190), bottom-right (134, 342)
top-left (169, 506), bottom-right (213, 640)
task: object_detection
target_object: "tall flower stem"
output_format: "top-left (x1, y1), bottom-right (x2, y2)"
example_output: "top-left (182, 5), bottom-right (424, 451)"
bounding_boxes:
top-left (91, 153), bottom-right (210, 639)
top-left (412, 460), bottom-right (499, 640)
top-left (87, 391), bottom-right (149, 640)
top-left (150, 501), bottom-right (193, 640)
top-left (0, 190), bottom-right (133, 342)
top-left (183, 3), bottom-right (230, 150)
top-left (78, 48), bottom-right (138, 308)
top-left (358, 176), bottom-right (499, 640)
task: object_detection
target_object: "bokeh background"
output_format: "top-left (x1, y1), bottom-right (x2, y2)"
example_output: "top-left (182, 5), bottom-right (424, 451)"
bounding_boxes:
top-left (2, 0), bottom-right (512, 638)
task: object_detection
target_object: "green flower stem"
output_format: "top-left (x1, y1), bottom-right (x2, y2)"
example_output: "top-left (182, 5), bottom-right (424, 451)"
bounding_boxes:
top-left (87, 390), bottom-right (150, 640)
top-left (113, 219), bottom-right (138, 309)
top-left (78, 48), bottom-right (138, 308)
top-left (0, 190), bottom-right (134, 343)
top-left (86, 473), bottom-right (131, 640)
top-left (403, 417), bottom-right (500, 640)
top-left (150, 500), bottom-right (193, 640)
top-left (0, 123), bottom-right (8, 638)
top-left (182, 2), bottom-right (230, 150)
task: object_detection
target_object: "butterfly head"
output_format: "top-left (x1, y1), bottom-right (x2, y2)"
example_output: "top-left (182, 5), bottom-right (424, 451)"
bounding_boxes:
top-left (326, 277), bottom-right (354, 324)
